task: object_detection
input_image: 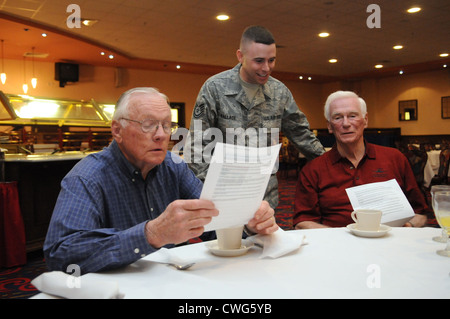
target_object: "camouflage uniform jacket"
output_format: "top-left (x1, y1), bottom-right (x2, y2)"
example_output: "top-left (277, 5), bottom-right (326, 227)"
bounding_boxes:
top-left (186, 64), bottom-right (324, 208)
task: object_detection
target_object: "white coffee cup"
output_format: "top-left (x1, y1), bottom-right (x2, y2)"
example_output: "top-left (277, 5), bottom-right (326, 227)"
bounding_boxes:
top-left (351, 209), bottom-right (382, 231)
top-left (216, 225), bottom-right (244, 250)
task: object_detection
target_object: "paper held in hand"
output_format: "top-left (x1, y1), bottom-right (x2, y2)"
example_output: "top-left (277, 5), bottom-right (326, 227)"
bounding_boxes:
top-left (345, 179), bottom-right (415, 226)
top-left (200, 142), bottom-right (281, 232)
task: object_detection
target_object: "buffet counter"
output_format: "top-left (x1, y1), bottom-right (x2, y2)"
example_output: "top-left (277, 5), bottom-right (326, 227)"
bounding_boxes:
top-left (4, 151), bottom-right (94, 162)
top-left (1, 151), bottom-right (97, 252)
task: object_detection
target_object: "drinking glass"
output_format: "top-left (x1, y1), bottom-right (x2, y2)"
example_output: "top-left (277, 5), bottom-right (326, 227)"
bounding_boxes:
top-left (431, 185), bottom-right (450, 242)
top-left (433, 191), bottom-right (450, 257)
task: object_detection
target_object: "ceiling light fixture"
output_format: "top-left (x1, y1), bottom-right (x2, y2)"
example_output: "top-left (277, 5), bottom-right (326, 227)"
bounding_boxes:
top-left (399, 70), bottom-right (404, 74)
top-left (407, 7), bottom-right (421, 13)
top-left (176, 65), bottom-right (181, 69)
top-left (81, 19), bottom-right (99, 26)
top-left (393, 45), bottom-right (403, 50)
top-left (216, 14), bottom-right (229, 21)
top-left (318, 32), bottom-right (330, 38)
top-left (299, 76), bottom-right (303, 80)
top-left (329, 58), bottom-right (338, 63)
top-left (41, 33), bottom-right (47, 37)
top-left (1, 40), bottom-right (6, 85)
top-left (108, 54), bottom-right (114, 59)
top-left (439, 53), bottom-right (449, 57)
top-left (22, 57), bottom-right (28, 94)
top-left (31, 47), bottom-right (37, 89)
top-left (375, 64), bottom-right (383, 69)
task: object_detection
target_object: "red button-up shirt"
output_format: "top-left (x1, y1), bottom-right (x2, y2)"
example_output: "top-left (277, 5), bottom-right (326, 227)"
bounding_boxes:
top-left (293, 142), bottom-right (428, 227)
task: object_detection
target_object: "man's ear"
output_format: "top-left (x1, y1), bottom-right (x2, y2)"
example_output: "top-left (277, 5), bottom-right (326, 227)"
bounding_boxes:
top-left (111, 120), bottom-right (122, 143)
top-left (327, 121), bottom-right (333, 134)
top-left (236, 49), bottom-right (243, 64)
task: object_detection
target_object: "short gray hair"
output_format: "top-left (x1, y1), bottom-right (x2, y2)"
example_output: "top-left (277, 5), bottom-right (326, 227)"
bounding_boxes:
top-left (112, 87), bottom-right (169, 122)
top-left (324, 90), bottom-right (367, 121)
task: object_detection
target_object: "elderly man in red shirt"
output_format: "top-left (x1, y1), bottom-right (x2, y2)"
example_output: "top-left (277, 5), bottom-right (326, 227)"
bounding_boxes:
top-left (293, 91), bottom-right (428, 229)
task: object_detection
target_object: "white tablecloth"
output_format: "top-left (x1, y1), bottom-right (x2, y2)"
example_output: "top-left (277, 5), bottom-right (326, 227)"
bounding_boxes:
top-left (34, 227), bottom-right (450, 299)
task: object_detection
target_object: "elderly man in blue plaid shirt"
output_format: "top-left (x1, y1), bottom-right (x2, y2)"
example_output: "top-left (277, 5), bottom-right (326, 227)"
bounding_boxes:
top-left (43, 87), bottom-right (278, 274)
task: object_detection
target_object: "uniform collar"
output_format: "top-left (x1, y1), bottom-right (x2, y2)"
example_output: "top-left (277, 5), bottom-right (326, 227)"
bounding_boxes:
top-left (224, 64), bottom-right (275, 101)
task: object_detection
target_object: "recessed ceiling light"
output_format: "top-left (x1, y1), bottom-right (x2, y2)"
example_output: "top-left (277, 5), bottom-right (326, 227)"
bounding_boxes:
top-left (216, 14), bottom-right (229, 21)
top-left (439, 53), bottom-right (449, 57)
top-left (176, 65), bottom-right (181, 69)
top-left (81, 19), bottom-right (99, 26)
top-left (318, 32), bottom-right (330, 38)
top-left (375, 64), bottom-right (383, 69)
top-left (399, 70), bottom-right (404, 74)
top-left (299, 76), bottom-right (303, 79)
top-left (393, 45), bottom-right (403, 50)
top-left (41, 33), bottom-right (47, 37)
top-left (108, 54), bottom-right (114, 59)
top-left (329, 58), bottom-right (338, 63)
top-left (308, 77), bottom-right (312, 80)
top-left (407, 7), bottom-right (421, 13)
top-left (100, 52), bottom-right (105, 56)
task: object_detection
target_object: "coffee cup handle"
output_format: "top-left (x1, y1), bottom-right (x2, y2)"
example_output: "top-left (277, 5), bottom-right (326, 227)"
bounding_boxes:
top-left (351, 211), bottom-right (357, 223)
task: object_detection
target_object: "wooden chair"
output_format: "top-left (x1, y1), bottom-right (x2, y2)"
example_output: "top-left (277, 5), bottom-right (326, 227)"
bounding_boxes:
top-left (404, 148), bottom-right (428, 188)
top-left (430, 148), bottom-right (450, 185)
top-left (278, 139), bottom-right (300, 179)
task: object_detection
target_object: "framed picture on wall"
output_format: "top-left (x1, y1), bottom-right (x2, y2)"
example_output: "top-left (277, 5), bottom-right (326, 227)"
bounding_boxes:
top-left (442, 96), bottom-right (450, 119)
top-left (398, 99), bottom-right (418, 121)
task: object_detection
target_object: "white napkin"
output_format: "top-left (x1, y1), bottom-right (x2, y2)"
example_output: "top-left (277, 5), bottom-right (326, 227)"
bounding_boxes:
top-left (144, 247), bottom-right (209, 267)
top-left (31, 271), bottom-right (124, 299)
top-left (249, 228), bottom-right (307, 258)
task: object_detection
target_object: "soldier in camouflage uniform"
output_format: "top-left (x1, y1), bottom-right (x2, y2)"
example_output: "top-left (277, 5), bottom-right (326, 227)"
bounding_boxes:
top-left (186, 26), bottom-right (324, 209)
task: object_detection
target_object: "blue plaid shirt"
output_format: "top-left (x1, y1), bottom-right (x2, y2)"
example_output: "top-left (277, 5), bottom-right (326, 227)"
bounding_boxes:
top-left (44, 140), bottom-right (210, 274)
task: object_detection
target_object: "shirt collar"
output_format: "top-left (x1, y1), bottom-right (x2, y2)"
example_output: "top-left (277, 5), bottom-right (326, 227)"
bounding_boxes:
top-left (329, 140), bottom-right (376, 164)
top-left (109, 140), bottom-right (160, 179)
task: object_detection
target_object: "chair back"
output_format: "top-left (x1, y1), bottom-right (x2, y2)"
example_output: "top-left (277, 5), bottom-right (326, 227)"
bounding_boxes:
top-left (437, 148), bottom-right (450, 184)
top-left (404, 149), bottom-right (428, 187)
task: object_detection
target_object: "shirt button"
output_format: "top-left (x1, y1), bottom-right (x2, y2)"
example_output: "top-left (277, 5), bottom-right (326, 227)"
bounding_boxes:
top-left (134, 248), bottom-right (140, 254)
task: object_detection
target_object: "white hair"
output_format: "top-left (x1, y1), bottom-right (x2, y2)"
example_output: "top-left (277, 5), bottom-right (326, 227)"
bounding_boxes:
top-left (112, 87), bottom-right (169, 124)
top-left (324, 90), bottom-right (367, 121)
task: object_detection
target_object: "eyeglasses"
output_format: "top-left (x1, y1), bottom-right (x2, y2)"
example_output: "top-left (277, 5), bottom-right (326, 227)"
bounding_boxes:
top-left (121, 118), bottom-right (178, 134)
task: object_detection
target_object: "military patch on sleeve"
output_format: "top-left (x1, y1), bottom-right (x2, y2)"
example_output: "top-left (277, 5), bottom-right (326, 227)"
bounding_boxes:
top-left (193, 104), bottom-right (205, 118)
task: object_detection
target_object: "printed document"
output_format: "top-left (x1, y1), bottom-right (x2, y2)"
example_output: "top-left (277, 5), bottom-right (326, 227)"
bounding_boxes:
top-left (201, 142), bottom-right (281, 231)
top-left (345, 179), bottom-right (415, 226)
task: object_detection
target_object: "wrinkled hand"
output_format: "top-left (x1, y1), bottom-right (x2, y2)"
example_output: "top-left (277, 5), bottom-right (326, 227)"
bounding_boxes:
top-left (145, 199), bottom-right (219, 248)
top-left (246, 201), bottom-right (279, 235)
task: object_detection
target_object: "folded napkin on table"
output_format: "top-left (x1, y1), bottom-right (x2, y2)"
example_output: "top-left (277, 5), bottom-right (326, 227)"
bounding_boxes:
top-left (144, 246), bottom-right (209, 267)
top-left (31, 271), bottom-right (124, 299)
top-left (249, 228), bottom-right (307, 258)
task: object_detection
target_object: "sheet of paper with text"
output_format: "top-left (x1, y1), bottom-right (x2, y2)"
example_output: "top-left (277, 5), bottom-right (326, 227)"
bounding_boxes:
top-left (345, 179), bottom-right (415, 226)
top-left (201, 142), bottom-right (281, 231)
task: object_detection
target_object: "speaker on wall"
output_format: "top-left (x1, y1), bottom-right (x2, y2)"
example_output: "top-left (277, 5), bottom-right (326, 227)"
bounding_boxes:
top-left (55, 62), bottom-right (79, 87)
